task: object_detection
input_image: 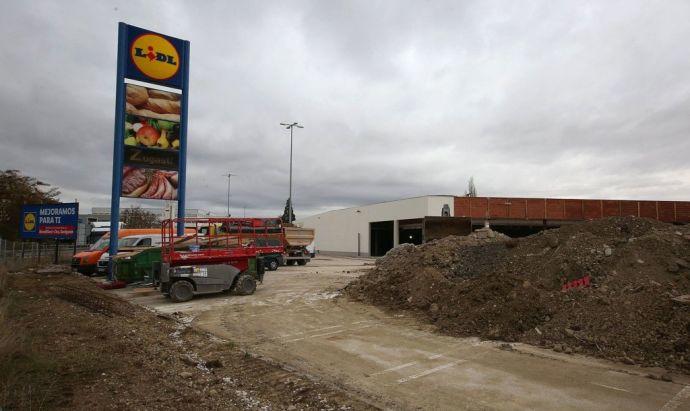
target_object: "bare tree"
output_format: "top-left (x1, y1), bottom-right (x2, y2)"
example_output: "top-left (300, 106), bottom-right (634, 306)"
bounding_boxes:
top-left (465, 176), bottom-right (477, 197)
top-left (121, 206), bottom-right (159, 228)
top-left (0, 169), bottom-right (60, 240)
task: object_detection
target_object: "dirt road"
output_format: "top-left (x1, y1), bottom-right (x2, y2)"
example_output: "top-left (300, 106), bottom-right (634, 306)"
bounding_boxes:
top-left (120, 257), bottom-right (690, 410)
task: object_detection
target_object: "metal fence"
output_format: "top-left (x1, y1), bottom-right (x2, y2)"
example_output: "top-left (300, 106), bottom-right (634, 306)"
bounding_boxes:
top-left (0, 238), bottom-right (91, 267)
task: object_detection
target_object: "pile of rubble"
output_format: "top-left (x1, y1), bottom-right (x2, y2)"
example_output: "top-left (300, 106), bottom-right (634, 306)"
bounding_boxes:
top-left (348, 217), bottom-right (690, 373)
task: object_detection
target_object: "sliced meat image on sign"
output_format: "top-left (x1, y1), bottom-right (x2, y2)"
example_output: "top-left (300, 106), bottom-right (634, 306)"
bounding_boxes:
top-left (121, 166), bottom-right (178, 200)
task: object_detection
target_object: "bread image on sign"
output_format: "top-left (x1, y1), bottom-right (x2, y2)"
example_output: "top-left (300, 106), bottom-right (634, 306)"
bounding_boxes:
top-left (121, 166), bottom-right (178, 200)
top-left (125, 84), bottom-right (181, 122)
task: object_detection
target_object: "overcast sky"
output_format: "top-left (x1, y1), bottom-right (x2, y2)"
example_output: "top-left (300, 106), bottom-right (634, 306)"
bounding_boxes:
top-left (1, 0), bottom-right (689, 218)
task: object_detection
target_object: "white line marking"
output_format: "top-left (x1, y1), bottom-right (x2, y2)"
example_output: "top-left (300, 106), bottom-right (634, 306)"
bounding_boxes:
top-left (660, 386), bottom-right (690, 411)
top-left (310, 329), bottom-right (345, 338)
top-left (428, 354), bottom-right (442, 359)
top-left (311, 324), bottom-right (343, 332)
top-left (371, 361), bottom-right (418, 376)
top-left (284, 329), bottom-right (344, 343)
top-left (278, 331), bottom-right (304, 338)
top-left (590, 382), bottom-right (632, 393)
top-left (397, 360), bottom-right (464, 384)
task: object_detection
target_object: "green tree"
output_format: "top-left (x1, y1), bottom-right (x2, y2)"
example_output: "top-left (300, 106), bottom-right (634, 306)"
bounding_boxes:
top-left (281, 199), bottom-right (295, 223)
top-left (121, 206), bottom-right (159, 228)
top-left (0, 170), bottom-right (60, 240)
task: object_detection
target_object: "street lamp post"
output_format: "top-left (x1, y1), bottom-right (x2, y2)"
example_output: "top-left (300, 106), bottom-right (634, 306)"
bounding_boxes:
top-left (280, 122), bottom-right (303, 223)
top-left (223, 172), bottom-right (237, 216)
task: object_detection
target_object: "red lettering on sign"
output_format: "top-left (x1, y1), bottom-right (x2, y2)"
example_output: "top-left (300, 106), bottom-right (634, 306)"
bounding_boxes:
top-left (38, 225), bottom-right (76, 236)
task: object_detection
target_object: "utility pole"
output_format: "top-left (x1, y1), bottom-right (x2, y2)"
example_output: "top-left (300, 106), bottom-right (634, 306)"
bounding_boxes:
top-left (223, 172), bottom-right (237, 216)
top-left (280, 122), bottom-right (303, 223)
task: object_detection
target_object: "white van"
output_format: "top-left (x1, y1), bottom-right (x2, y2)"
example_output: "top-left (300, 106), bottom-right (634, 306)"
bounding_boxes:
top-left (96, 234), bottom-right (162, 275)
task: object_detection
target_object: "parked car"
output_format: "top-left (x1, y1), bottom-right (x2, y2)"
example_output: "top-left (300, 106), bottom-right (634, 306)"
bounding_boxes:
top-left (96, 234), bottom-right (162, 275)
top-left (71, 228), bottom-right (161, 275)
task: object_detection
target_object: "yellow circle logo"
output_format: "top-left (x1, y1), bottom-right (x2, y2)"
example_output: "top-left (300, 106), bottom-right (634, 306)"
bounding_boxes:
top-left (23, 212), bottom-right (36, 232)
top-left (130, 34), bottom-right (180, 81)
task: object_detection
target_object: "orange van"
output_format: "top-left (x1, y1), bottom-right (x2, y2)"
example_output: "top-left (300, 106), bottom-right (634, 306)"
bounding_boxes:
top-left (71, 228), bottom-right (162, 275)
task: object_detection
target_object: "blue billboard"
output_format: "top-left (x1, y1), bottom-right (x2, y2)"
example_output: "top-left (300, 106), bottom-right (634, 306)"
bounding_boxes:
top-left (20, 203), bottom-right (79, 240)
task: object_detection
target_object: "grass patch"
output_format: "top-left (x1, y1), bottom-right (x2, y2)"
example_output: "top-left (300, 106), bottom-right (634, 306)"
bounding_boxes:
top-left (0, 267), bottom-right (64, 409)
top-left (0, 350), bottom-right (62, 409)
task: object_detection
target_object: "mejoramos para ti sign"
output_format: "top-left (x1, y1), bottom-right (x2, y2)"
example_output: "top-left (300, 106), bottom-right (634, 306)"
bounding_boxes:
top-left (20, 203), bottom-right (79, 240)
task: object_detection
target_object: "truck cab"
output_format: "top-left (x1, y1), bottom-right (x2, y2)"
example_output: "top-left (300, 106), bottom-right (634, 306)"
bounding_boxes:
top-left (252, 237), bottom-right (285, 271)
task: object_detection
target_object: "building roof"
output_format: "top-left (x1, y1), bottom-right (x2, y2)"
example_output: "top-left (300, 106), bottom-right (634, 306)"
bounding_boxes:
top-left (300, 195), bottom-right (456, 220)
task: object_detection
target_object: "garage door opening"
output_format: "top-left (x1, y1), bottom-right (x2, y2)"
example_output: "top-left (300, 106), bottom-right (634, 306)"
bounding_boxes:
top-left (398, 218), bottom-right (423, 246)
top-left (370, 221), bottom-right (394, 257)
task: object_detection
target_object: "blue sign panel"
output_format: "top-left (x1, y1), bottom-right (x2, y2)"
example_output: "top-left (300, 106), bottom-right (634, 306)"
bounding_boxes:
top-left (20, 203), bottom-right (79, 240)
top-left (124, 24), bottom-right (186, 89)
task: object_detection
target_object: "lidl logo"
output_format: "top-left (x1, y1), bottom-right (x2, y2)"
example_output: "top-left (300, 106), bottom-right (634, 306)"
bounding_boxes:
top-left (23, 212), bottom-right (37, 232)
top-left (130, 33), bottom-right (180, 81)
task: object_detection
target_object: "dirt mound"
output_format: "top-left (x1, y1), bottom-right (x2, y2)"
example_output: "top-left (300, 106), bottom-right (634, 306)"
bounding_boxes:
top-left (347, 217), bottom-right (690, 373)
top-left (1, 269), bottom-right (374, 410)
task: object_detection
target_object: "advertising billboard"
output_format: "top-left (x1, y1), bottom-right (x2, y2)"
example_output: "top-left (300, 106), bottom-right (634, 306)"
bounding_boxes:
top-left (20, 203), bottom-right (79, 240)
top-left (120, 51), bottom-right (186, 194)
top-left (109, 22), bottom-right (190, 265)
top-left (112, 25), bottom-right (188, 204)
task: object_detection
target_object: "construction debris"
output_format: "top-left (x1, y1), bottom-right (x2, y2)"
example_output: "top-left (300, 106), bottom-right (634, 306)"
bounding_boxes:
top-left (348, 217), bottom-right (690, 373)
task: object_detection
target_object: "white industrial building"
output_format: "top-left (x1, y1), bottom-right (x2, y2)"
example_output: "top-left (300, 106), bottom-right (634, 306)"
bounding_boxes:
top-left (300, 194), bottom-right (690, 257)
top-left (298, 195), bottom-right (460, 257)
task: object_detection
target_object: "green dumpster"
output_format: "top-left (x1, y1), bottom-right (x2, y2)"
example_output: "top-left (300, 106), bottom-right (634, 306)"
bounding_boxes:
top-left (247, 256), bottom-right (265, 283)
top-left (112, 247), bottom-right (162, 283)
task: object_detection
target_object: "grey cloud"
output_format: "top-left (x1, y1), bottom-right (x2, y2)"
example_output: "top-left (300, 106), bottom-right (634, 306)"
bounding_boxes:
top-left (1, 0), bottom-right (688, 221)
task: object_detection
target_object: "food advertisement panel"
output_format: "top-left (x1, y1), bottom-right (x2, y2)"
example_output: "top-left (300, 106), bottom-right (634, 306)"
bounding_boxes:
top-left (121, 166), bottom-right (178, 200)
top-left (122, 83), bottom-right (181, 175)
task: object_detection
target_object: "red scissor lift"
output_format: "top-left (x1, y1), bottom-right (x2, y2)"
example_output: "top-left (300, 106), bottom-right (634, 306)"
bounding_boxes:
top-left (159, 217), bottom-right (278, 302)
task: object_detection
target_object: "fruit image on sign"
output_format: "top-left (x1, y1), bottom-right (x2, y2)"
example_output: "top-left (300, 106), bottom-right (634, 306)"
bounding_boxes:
top-left (130, 33), bottom-right (180, 81)
top-left (124, 114), bottom-right (180, 150)
top-left (23, 212), bottom-right (37, 232)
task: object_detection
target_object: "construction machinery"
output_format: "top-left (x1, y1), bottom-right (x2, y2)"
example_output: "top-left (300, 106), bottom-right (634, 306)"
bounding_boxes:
top-left (204, 218), bottom-right (315, 267)
top-left (158, 217), bottom-right (265, 302)
top-left (283, 225), bottom-right (315, 265)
